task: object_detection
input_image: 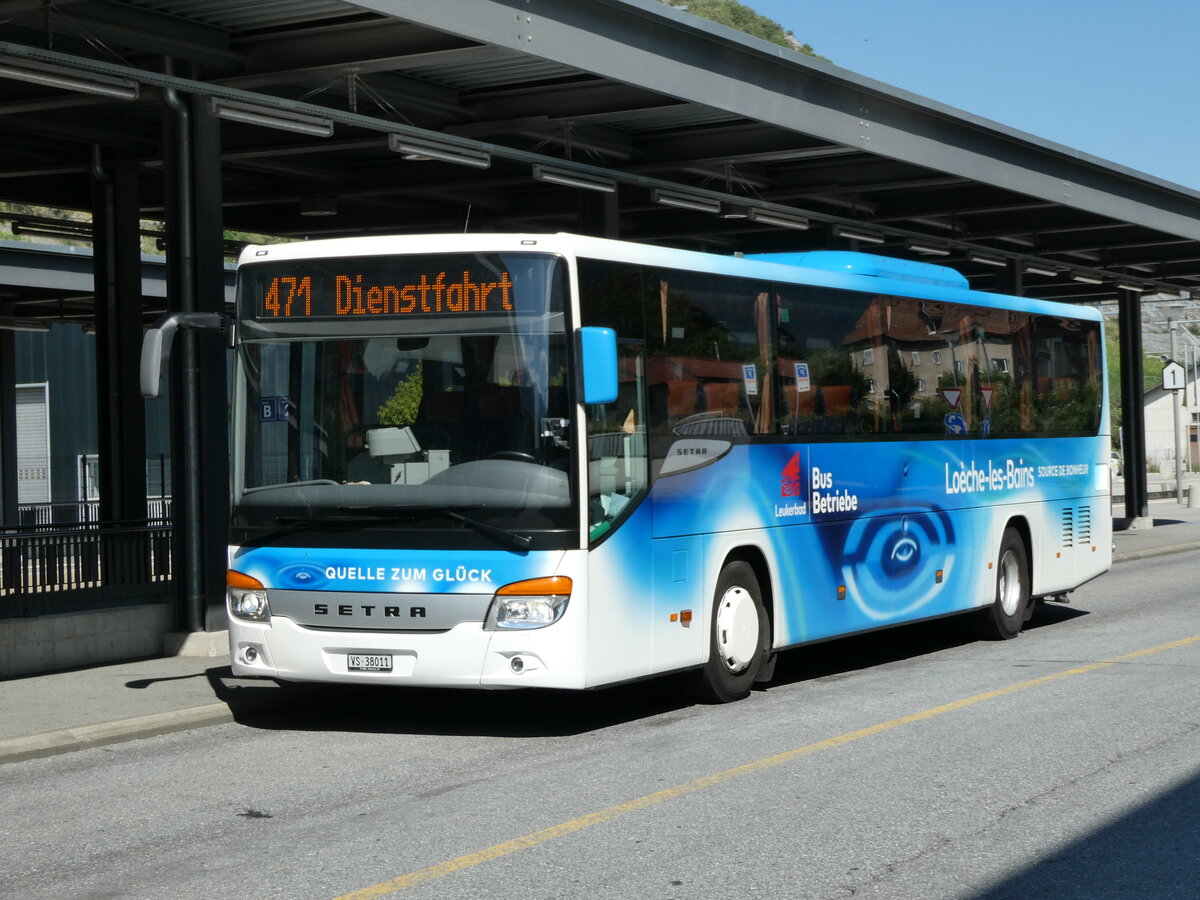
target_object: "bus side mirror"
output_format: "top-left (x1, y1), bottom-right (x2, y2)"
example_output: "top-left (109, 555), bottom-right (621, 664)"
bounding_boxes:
top-left (140, 328), bottom-right (165, 398)
top-left (578, 326), bottom-right (619, 405)
top-left (140, 311), bottom-right (231, 399)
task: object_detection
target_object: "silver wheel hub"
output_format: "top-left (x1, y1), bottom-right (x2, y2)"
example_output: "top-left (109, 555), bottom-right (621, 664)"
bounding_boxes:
top-left (998, 549), bottom-right (1021, 616)
top-left (715, 585), bottom-right (759, 673)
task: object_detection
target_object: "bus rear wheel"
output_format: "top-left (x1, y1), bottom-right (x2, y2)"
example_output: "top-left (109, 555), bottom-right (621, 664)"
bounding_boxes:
top-left (971, 528), bottom-right (1029, 640)
top-left (686, 561), bottom-right (769, 703)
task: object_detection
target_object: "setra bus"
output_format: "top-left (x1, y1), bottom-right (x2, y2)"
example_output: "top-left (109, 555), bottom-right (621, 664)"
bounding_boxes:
top-left (143, 233), bottom-right (1112, 702)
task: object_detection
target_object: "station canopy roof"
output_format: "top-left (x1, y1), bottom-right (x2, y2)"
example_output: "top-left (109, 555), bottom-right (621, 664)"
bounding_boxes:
top-left (3, 0), bottom-right (1200, 324)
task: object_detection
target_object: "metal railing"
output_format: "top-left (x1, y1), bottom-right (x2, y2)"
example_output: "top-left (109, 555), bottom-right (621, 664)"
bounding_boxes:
top-left (14, 498), bottom-right (173, 528)
top-left (0, 518), bottom-right (174, 619)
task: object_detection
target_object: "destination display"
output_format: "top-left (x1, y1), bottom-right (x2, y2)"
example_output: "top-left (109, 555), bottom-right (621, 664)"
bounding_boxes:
top-left (241, 253), bottom-right (542, 321)
top-left (257, 270), bottom-right (514, 319)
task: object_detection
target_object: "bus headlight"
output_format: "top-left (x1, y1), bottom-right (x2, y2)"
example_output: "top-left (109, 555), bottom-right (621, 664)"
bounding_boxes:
top-left (228, 569), bottom-right (271, 622)
top-left (486, 576), bottom-right (572, 630)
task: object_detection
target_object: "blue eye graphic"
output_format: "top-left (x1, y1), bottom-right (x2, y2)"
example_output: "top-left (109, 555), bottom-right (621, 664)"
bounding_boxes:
top-left (838, 507), bottom-right (955, 621)
top-left (884, 521), bottom-right (921, 576)
top-left (891, 538), bottom-right (917, 562)
top-left (276, 563), bottom-right (328, 589)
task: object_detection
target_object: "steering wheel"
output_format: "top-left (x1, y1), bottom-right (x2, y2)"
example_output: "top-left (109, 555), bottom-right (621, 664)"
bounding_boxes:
top-left (487, 451), bottom-right (536, 463)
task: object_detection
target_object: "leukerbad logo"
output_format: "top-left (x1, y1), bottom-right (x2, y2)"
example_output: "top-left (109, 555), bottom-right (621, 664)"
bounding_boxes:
top-left (781, 452), bottom-right (803, 497)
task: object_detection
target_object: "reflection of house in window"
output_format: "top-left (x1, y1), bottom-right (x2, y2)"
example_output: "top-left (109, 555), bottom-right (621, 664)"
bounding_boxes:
top-left (16, 383), bottom-right (51, 504)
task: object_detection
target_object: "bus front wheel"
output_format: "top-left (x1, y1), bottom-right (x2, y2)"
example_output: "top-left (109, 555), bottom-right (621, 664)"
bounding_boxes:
top-left (971, 528), bottom-right (1029, 640)
top-left (686, 561), bottom-right (770, 703)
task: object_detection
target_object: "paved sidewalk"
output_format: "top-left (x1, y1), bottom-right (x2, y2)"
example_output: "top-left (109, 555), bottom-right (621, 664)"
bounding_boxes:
top-left (3, 498), bottom-right (1199, 765)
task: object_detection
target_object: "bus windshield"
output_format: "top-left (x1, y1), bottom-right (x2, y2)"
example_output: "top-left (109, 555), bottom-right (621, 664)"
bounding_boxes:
top-left (231, 252), bottom-right (576, 545)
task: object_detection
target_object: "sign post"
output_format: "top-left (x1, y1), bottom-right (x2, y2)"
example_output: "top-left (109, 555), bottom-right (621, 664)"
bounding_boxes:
top-left (1163, 360), bottom-right (1186, 502)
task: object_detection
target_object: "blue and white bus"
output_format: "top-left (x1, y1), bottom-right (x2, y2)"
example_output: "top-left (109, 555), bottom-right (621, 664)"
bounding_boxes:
top-left (199, 233), bottom-right (1109, 702)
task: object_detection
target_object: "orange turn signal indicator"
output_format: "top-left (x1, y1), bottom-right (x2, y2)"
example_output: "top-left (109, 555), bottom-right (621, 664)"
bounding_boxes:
top-left (227, 569), bottom-right (264, 590)
top-left (497, 576), bottom-right (572, 596)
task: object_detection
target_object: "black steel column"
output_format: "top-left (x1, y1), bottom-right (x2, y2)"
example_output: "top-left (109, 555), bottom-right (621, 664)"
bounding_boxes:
top-left (192, 99), bottom-right (229, 632)
top-left (995, 259), bottom-right (1023, 296)
top-left (0, 329), bottom-right (16, 526)
top-left (164, 85), bottom-right (228, 633)
top-left (92, 150), bottom-right (147, 523)
top-left (577, 189), bottom-right (620, 239)
top-left (1118, 287), bottom-right (1148, 518)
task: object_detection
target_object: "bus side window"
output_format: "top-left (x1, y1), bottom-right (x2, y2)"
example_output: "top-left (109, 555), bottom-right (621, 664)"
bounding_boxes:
top-left (587, 343), bottom-right (648, 542)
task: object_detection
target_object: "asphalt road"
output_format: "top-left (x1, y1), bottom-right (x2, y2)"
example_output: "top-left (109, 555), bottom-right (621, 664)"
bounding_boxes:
top-left (3, 551), bottom-right (1200, 900)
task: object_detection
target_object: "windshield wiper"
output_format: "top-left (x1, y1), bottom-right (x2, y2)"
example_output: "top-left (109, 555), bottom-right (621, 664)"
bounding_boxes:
top-left (241, 479), bottom-right (339, 496)
top-left (444, 510), bottom-right (533, 551)
top-left (343, 506), bottom-right (533, 551)
top-left (258, 508), bottom-right (533, 551)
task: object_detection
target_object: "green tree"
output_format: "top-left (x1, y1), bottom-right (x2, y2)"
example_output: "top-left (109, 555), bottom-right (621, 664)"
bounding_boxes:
top-left (377, 362), bottom-right (424, 427)
top-left (658, 0), bottom-right (829, 59)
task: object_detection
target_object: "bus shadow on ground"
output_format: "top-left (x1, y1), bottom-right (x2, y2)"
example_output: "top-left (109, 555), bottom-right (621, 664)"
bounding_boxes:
top-left (216, 604), bottom-right (1090, 739)
top-left (765, 601), bottom-right (1089, 690)
top-left (218, 670), bottom-right (694, 739)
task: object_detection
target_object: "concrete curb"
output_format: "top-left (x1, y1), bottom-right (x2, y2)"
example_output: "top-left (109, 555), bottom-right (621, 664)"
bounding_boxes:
top-left (0, 702), bottom-right (235, 765)
top-left (1112, 540), bottom-right (1200, 564)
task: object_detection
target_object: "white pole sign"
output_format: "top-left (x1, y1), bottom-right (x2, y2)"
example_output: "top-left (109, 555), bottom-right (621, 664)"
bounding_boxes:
top-left (1163, 360), bottom-right (1185, 391)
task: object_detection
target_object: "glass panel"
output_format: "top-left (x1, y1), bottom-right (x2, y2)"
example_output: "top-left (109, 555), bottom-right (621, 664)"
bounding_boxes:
top-left (648, 269), bottom-right (773, 437)
top-left (774, 285), bottom-right (873, 435)
top-left (587, 342), bottom-right (649, 543)
top-left (1031, 315), bottom-right (1102, 434)
top-left (233, 253), bottom-right (576, 540)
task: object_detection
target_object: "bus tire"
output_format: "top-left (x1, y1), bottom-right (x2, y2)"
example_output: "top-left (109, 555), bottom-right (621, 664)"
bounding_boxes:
top-left (686, 561), bottom-right (770, 703)
top-left (971, 527), bottom-right (1029, 640)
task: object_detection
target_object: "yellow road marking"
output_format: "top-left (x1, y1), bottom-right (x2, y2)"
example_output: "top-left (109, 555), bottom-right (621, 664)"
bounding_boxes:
top-left (334, 634), bottom-right (1200, 899)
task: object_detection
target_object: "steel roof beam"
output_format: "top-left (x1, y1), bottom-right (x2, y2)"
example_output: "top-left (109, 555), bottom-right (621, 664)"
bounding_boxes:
top-left (4, 0), bottom-right (240, 70)
top-left (230, 16), bottom-right (467, 76)
top-left (353, 0), bottom-right (1200, 241)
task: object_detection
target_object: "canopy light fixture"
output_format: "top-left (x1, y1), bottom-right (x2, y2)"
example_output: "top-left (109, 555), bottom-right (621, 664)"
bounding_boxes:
top-left (1024, 264), bottom-right (1059, 277)
top-left (10, 220), bottom-right (93, 242)
top-left (747, 207), bottom-right (810, 230)
top-left (0, 317), bottom-right (51, 333)
top-left (388, 134), bottom-right (490, 169)
top-left (1071, 272), bottom-right (1104, 285)
top-left (1116, 282), bottom-right (1149, 293)
top-left (532, 163), bottom-right (616, 193)
top-left (300, 196), bottom-right (338, 217)
top-left (652, 188), bottom-right (721, 214)
top-left (906, 239), bottom-right (950, 256)
top-left (968, 252), bottom-right (1007, 267)
top-left (208, 97), bottom-right (334, 138)
top-left (833, 225), bottom-right (885, 245)
top-left (0, 57), bottom-right (139, 101)
top-left (720, 203), bottom-right (750, 220)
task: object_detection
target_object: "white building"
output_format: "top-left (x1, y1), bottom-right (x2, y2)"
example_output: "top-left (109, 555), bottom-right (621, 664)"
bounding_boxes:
top-left (1142, 382), bottom-right (1199, 471)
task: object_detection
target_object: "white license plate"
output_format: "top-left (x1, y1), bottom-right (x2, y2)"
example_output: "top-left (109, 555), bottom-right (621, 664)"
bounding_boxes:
top-left (347, 653), bottom-right (393, 672)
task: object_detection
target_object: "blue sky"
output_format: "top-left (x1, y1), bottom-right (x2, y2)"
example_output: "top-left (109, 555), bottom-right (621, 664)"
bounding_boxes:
top-left (749, 0), bottom-right (1200, 192)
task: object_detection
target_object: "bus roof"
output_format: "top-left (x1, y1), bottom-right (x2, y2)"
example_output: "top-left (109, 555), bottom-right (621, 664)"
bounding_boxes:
top-left (238, 232), bottom-right (1102, 323)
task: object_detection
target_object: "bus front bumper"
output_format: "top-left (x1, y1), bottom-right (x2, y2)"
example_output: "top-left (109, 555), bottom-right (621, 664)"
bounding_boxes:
top-left (228, 615), bottom-right (587, 689)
